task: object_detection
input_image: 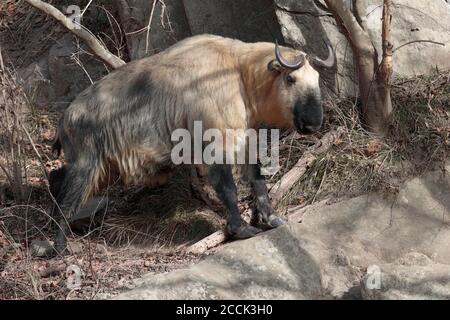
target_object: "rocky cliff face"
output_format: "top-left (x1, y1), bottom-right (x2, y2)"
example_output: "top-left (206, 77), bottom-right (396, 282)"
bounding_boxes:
top-left (275, 0), bottom-right (450, 96)
top-left (13, 1), bottom-right (450, 109)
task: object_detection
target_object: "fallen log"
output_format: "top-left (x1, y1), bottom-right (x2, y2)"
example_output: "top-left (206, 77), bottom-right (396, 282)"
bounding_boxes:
top-left (187, 208), bottom-right (253, 254)
top-left (188, 127), bottom-right (345, 254)
top-left (187, 231), bottom-right (227, 254)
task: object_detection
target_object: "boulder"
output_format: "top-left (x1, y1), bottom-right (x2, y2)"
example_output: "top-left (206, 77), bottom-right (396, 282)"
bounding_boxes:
top-left (17, 57), bottom-right (51, 109)
top-left (30, 239), bottom-right (54, 258)
top-left (18, 34), bottom-right (108, 110)
top-left (47, 34), bottom-right (107, 109)
top-left (182, 0), bottom-right (284, 43)
top-left (361, 253), bottom-right (450, 300)
top-left (275, 0), bottom-right (450, 96)
top-left (115, 0), bottom-right (192, 60)
top-left (115, 166), bottom-right (450, 299)
top-left (115, 227), bottom-right (324, 299)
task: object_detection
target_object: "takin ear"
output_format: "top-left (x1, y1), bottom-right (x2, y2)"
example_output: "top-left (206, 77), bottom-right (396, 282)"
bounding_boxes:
top-left (267, 60), bottom-right (283, 73)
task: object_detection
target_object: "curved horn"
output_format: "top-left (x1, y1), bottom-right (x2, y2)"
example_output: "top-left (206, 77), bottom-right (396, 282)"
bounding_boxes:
top-left (311, 42), bottom-right (336, 68)
top-left (275, 40), bottom-right (305, 69)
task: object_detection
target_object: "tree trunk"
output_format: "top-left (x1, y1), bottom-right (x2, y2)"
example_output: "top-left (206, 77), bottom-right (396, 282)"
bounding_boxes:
top-left (356, 47), bottom-right (392, 133)
top-left (324, 0), bottom-right (393, 134)
top-left (358, 0), bottom-right (393, 133)
top-left (377, 0), bottom-right (393, 130)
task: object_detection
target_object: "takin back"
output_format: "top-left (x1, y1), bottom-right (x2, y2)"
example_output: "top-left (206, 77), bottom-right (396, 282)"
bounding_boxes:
top-left (49, 34), bottom-right (335, 255)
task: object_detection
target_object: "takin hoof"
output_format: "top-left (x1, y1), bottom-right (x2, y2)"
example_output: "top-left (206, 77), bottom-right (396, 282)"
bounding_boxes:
top-left (228, 224), bottom-right (262, 239)
top-left (256, 214), bottom-right (286, 230)
top-left (267, 215), bottom-right (286, 228)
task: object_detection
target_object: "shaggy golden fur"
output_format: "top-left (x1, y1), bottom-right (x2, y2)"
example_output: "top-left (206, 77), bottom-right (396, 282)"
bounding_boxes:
top-left (54, 34), bottom-right (321, 208)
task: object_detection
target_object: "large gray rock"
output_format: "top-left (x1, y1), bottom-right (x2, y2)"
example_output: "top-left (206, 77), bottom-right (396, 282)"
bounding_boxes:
top-left (361, 253), bottom-right (450, 300)
top-left (275, 0), bottom-right (450, 96)
top-left (47, 34), bottom-right (108, 109)
top-left (299, 166), bottom-right (450, 266)
top-left (115, 0), bottom-right (192, 60)
top-left (18, 57), bottom-right (51, 109)
top-left (182, 0), bottom-right (283, 43)
top-left (366, 0), bottom-right (450, 76)
top-left (116, 228), bottom-right (324, 299)
top-left (116, 166), bottom-right (450, 299)
top-left (18, 34), bottom-right (108, 110)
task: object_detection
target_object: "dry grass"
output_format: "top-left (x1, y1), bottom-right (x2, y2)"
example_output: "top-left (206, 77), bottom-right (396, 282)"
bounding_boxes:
top-left (274, 71), bottom-right (449, 211)
top-left (0, 63), bottom-right (29, 203)
top-left (96, 168), bottom-right (223, 248)
top-left (0, 234), bottom-right (201, 300)
top-left (388, 73), bottom-right (450, 167)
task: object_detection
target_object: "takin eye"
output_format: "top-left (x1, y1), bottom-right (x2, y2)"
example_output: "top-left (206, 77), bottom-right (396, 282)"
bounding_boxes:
top-left (286, 74), bottom-right (296, 85)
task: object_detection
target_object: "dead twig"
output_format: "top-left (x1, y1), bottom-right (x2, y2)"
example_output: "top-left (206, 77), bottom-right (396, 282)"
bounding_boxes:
top-left (393, 40), bottom-right (445, 54)
top-left (145, 0), bottom-right (158, 54)
top-left (21, 123), bottom-right (49, 181)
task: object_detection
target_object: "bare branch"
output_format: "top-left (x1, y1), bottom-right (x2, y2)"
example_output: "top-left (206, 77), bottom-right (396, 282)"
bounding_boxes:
top-left (24, 0), bottom-right (125, 69)
top-left (21, 130), bottom-right (47, 183)
top-left (0, 161), bottom-right (14, 188)
top-left (145, 0), bottom-right (158, 54)
top-left (187, 208), bottom-right (253, 254)
top-left (187, 230), bottom-right (227, 254)
top-left (393, 40), bottom-right (445, 53)
top-left (379, 0), bottom-right (393, 86)
top-left (80, 0), bottom-right (94, 17)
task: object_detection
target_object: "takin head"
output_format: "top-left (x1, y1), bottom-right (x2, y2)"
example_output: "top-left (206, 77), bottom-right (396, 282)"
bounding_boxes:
top-left (265, 42), bottom-right (335, 134)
